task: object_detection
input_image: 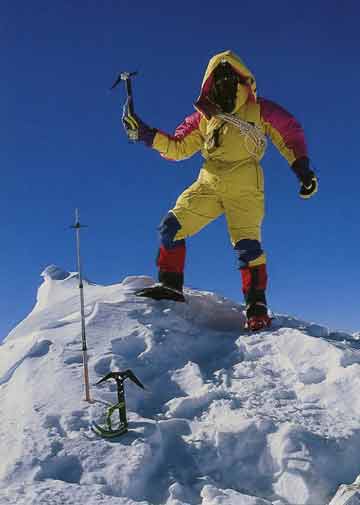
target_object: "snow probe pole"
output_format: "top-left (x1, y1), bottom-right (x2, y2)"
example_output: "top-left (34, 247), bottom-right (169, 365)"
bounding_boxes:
top-left (71, 209), bottom-right (92, 403)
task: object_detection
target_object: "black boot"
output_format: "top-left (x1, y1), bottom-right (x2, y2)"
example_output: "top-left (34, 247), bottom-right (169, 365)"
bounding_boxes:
top-left (135, 271), bottom-right (185, 302)
top-left (159, 271), bottom-right (184, 292)
top-left (245, 289), bottom-right (271, 331)
top-left (245, 289), bottom-right (267, 316)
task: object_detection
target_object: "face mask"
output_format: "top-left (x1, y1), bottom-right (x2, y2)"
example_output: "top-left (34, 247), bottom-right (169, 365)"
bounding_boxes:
top-left (209, 62), bottom-right (239, 112)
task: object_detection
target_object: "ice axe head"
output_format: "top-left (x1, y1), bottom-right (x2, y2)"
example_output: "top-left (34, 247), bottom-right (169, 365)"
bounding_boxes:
top-left (110, 71), bottom-right (138, 91)
top-left (96, 370), bottom-right (145, 390)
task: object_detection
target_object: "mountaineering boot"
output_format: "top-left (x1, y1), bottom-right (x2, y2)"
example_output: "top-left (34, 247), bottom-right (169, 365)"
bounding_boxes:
top-left (245, 299), bottom-right (272, 331)
top-left (136, 213), bottom-right (187, 302)
top-left (135, 271), bottom-right (185, 302)
top-left (136, 237), bottom-right (186, 302)
top-left (241, 264), bottom-right (271, 331)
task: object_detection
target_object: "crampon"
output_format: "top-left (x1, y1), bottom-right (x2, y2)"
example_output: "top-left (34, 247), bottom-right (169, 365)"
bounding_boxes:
top-left (246, 314), bottom-right (272, 332)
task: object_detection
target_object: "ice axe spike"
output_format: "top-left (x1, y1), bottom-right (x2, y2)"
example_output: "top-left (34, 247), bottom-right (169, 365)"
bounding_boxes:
top-left (96, 370), bottom-right (145, 390)
top-left (124, 369), bottom-right (145, 390)
top-left (96, 371), bottom-right (117, 386)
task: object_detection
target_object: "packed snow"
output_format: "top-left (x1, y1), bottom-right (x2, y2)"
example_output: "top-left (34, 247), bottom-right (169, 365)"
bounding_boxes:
top-left (1, 265), bottom-right (360, 505)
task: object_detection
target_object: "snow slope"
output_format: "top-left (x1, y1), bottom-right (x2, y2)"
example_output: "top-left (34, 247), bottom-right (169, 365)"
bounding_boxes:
top-left (1, 266), bottom-right (360, 505)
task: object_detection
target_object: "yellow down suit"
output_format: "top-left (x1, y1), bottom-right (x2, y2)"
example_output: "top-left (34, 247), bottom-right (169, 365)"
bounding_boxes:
top-left (150, 50), bottom-right (308, 273)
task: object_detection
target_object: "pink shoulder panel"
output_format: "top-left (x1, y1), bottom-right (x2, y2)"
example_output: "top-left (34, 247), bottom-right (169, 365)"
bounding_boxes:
top-left (259, 97), bottom-right (308, 159)
top-left (173, 111), bottom-right (202, 139)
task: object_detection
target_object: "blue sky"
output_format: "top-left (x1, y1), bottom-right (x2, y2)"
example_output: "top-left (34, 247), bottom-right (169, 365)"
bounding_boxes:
top-left (1, 0), bottom-right (359, 339)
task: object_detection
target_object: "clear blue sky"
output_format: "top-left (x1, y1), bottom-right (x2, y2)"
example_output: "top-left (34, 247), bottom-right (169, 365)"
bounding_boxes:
top-left (1, 0), bottom-right (359, 339)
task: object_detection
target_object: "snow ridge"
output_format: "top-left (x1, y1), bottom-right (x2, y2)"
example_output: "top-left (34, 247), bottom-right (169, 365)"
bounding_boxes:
top-left (1, 268), bottom-right (360, 505)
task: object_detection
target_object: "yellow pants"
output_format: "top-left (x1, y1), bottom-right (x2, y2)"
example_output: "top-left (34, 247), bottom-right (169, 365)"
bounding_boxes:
top-left (171, 160), bottom-right (266, 266)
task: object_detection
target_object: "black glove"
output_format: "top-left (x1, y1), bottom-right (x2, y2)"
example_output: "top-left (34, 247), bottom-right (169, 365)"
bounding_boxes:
top-left (122, 99), bottom-right (157, 146)
top-left (291, 157), bottom-right (318, 199)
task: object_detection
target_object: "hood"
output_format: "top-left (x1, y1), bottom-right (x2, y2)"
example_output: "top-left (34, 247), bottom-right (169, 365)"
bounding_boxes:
top-left (194, 50), bottom-right (257, 118)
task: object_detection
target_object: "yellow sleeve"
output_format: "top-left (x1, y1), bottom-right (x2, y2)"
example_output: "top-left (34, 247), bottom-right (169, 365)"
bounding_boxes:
top-left (152, 112), bottom-right (203, 161)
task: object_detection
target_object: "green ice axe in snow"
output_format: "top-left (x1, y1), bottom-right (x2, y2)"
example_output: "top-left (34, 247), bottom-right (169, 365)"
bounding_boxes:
top-left (92, 370), bottom-right (145, 438)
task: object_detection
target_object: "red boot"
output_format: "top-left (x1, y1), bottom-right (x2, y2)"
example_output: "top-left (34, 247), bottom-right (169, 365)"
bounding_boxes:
top-left (241, 264), bottom-right (271, 332)
top-left (135, 244), bottom-right (186, 302)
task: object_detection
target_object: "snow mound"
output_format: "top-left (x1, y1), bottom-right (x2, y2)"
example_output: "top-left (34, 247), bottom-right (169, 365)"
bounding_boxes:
top-left (41, 265), bottom-right (71, 281)
top-left (0, 266), bottom-right (359, 505)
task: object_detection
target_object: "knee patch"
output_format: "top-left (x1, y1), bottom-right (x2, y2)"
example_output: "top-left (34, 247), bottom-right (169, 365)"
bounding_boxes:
top-left (234, 239), bottom-right (263, 269)
top-left (159, 212), bottom-right (185, 249)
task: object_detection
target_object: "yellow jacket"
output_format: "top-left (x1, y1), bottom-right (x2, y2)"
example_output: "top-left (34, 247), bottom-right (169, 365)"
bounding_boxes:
top-left (151, 50), bottom-right (308, 168)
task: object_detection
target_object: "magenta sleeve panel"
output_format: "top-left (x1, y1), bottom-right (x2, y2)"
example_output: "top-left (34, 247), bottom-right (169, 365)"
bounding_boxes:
top-left (173, 111), bottom-right (202, 139)
top-left (259, 97), bottom-right (308, 162)
top-left (153, 111), bottom-right (203, 161)
top-left (156, 112), bottom-right (201, 142)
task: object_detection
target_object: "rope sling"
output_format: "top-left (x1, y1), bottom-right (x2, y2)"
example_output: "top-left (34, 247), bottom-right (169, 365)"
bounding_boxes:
top-left (215, 112), bottom-right (267, 158)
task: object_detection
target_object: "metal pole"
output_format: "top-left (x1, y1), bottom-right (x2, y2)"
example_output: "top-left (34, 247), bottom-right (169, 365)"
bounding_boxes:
top-left (72, 208), bottom-right (92, 403)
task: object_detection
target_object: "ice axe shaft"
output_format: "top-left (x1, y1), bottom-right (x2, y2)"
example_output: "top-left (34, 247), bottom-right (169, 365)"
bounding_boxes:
top-left (110, 71), bottom-right (138, 115)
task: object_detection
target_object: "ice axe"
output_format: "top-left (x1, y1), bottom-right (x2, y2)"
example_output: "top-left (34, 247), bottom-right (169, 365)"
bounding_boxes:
top-left (92, 370), bottom-right (145, 438)
top-left (110, 71), bottom-right (139, 141)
